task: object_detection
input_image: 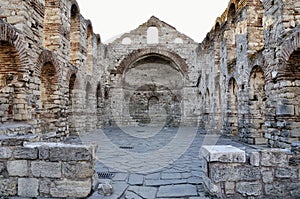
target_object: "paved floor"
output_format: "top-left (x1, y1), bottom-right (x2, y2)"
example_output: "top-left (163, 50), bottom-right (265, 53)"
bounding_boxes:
top-left (78, 126), bottom-right (258, 199)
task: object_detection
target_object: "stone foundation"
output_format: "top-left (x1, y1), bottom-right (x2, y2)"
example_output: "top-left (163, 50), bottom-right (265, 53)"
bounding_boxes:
top-left (0, 135), bottom-right (97, 198)
top-left (201, 145), bottom-right (300, 198)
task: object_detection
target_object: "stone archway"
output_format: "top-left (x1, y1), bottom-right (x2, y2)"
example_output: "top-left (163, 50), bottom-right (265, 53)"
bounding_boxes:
top-left (111, 50), bottom-right (186, 127)
top-left (0, 22), bottom-right (33, 123)
top-left (269, 31), bottom-right (300, 147)
top-left (0, 41), bottom-right (21, 122)
top-left (36, 50), bottom-right (62, 135)
top-left (114, 48), bottom-right (189, 78)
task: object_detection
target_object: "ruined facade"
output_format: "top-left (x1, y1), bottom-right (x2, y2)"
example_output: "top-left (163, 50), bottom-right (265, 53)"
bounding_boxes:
top-left (0, 1), bottom-right (299, 147)
top-left (0, 0), bottom-right (300, 198)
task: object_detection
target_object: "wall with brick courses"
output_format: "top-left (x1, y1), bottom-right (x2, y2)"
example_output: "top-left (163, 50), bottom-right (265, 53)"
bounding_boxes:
top-left (0, 0), bottom-right (298, 147)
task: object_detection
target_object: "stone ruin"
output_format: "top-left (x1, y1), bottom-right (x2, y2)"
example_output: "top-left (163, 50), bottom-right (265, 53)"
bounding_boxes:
top-left (0, 0), bottom-right (299, 198)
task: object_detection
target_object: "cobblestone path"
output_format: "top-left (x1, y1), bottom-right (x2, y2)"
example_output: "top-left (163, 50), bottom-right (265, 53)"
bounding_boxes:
top-left (81, 127), bottom-right (255, 199)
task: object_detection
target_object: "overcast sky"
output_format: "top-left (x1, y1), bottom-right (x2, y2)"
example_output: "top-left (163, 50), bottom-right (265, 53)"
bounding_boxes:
top-left (76, 1), bottom-right (230, 43)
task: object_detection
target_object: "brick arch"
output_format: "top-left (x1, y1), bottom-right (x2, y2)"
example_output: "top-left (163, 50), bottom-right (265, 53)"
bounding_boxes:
top-left (66, 65), bottom-right (79, 89)
top-left (70, 0), bottom-right (80, 14)
top-left (115, 48), bottom-right (189, 77)
top-left (278, 31), bottom-right (300, 62)
top-left (0, 20), bottom-right (33, 71)
top-left (214, 19), bottom-right (222, 33)
top-left (36, 50), bottom-right (61, 83)
top-left (86, 20), bottom-right (93, 36)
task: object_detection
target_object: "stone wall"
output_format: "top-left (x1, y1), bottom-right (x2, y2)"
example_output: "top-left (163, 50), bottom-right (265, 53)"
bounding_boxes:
top-left (201, 144), bottom-right (300, 198)
top-left (197, 0), bottom-right (300, 147)
top-left (0, 135), bottom-right (97, 198)
top-left (0, 0), bottom-right (299, 147)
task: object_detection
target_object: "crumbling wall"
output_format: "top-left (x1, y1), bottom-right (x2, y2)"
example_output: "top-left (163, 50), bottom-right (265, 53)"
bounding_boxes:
top-left (0, 0), bottom-right (105, 138)
top-left (197, 0), bottom-right (299, 148)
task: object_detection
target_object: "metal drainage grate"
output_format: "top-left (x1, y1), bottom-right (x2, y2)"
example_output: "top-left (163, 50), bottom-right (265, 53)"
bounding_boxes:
top-left (97, 172), bottom-right (114, 179)
top-left (119, 146), bottom-right (134, 150)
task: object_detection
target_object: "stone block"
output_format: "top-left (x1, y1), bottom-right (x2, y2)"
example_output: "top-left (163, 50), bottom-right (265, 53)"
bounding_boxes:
top-left (209, 163), bottom-right (261, 183)
top-left (50, 179), bottom-right (92, 198)
top-left (276, 105), bottom-right (295, 116)
top-left (49, 146), bottom-right (92, 161)
top-left (0, 147), bottom-right (12, 159)
top-left (287, 182), bottom-right (300, 198)
top-left (250, 151), bottom-right (260, 166)
top-left (265, 182), bottom-right (285, 196)
top-left (39, 178), bottom-right (51, 195)
top-left (261, 149), bottom-right (289, 167)
top-left (31, 161), bottom-right (61, 178)
top-left (275, 167), bottom-right (298, 179)
top-left (203, 174), bottom-right (221, 195)
top-left (262, 169), bottom-right (274, 183)
top-left (0, 178), bottom-right (17, 196)
top-left (236, 181), bottom-right (262, 196)
top-left (38, 145), bottom-right (50, 159)
top-left (18, 178), bottom-right (39, 197)
top-left (13, 147), bottom-right (38, 159)
top-left (225, 181), bottom-right (235, 195)
top-left (62, 161), bottom-right (93, 179)
top-left (24, 142), bottom-right (96, 161)
top-left (201, 145), bottom-right (246, 163)
top-left (7, 160), bottom-right (28, 177)
top-left (0, 161), bottom-right (4, 172)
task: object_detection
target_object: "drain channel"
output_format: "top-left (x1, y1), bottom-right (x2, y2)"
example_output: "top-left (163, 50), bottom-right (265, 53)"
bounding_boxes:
top-left (119, 146), bottom-right (134, 149)
top-left (97, 172), bottom-right (114, 179)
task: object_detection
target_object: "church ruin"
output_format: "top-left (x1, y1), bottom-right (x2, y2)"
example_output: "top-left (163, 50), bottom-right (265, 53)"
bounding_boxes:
top-left (0, 0), bottom-right (299, 198)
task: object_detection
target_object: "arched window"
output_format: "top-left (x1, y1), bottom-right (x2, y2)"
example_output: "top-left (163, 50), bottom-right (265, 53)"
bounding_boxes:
top-left (147, 27), bottom-right (159, 44)
top-left (122, 37), bottom-right (132, 45)
top-left (40, 62), bottom-right (58, 132)
top-left (86, 24), bottom-right (93, 75)
top-left (70, 4), bottom-right (80, 65)
top-left (0, 41), bottom-right (21, 121)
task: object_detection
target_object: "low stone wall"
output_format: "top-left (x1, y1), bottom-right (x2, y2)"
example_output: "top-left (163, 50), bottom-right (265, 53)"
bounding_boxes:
top-left (0, 135), bottom-right (98, 198)
top-left (201, 144), bottom-right (300, 198)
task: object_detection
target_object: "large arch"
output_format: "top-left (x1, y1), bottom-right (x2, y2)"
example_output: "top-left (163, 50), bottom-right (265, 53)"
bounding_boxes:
top-left (36, 50), bottom-right (61, 82)
top-left (271, 32), bottom-right (300, 146)
top-left (0, 21), bottom-right (32, 71)
top-left (0, 21), bottom-right (33, 122)
top-left (36, 50), bottom-right (61, 134)
top-left (114, 48), bottom-right (189, 78)
top-left (111, 48), bottom-right (186, 127)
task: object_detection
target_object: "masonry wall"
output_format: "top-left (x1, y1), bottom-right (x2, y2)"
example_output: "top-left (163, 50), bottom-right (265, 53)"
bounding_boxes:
top-left (197, 0), bottom-right (300, 148)
top-left (0, 0), bottom-right (299, 148)
top-left (201, 144), bottom-right (300, 198)
top-left (0, 135), bottom-right (97, 198)
top-left (0, 0), bottom-right (106, 138)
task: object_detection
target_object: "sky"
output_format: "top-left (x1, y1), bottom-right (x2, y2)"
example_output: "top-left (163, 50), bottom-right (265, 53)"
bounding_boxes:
top-left (76, 1), bottom-right (230, 43)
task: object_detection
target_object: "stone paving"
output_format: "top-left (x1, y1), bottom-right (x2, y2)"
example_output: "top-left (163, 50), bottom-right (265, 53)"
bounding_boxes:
top-left (78, 126), bottom-right (259, 199)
